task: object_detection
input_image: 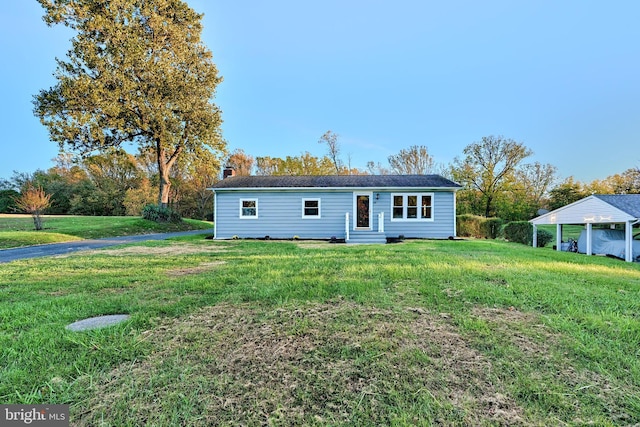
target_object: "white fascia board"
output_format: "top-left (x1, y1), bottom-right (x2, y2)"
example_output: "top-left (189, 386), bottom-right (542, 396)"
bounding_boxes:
top-left (212, 186), bottom-right (461, 192)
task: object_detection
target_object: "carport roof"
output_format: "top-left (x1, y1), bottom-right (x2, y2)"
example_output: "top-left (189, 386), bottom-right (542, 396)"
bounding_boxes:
top-left (530, 194), bottom-right (640, 225)
top-left (594, 195), bottom-right (640, 218)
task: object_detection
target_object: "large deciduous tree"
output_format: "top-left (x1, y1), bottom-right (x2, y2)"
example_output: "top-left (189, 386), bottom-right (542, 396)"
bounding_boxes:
top-left (452, 135), bottom-right (532, 217)
top-left (33, 0), bottom-right (225, 207)
top-left (601, 167), bottom-right (640, 194)
top-left (225, 149), bottom-right (254, 176)
top-left (255, 152), bottom-right (336, 176)
top-left (318, 130), bottom-right (342, 174)
top-left (80, 148), bottom-right (143, 215)
top-left (169, 147), bottom-right (222, 219)
top-left (388, 145), bottom-right (435, 175)
top-left (516, 162), bottom-right (558, 208)
top-left (548, 177), bottom-right (586, 210)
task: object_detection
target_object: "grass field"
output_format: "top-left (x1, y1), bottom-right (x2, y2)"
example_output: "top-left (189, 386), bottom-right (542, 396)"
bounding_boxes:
top-left (0, 215), bottom-right (212, 249)
top-left (1, 236), bottom-right (639, 425)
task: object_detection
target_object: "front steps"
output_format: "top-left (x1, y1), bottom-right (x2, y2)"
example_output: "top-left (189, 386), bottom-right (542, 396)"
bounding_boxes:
top-left (346, 230), bottom-right (387, 244)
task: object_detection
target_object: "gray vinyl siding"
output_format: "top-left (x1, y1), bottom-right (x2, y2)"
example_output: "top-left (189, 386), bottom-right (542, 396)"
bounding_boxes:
top-left (215, 191), bottom-right (352, 239)
top-left (214, 190), bottom-right (456, 239)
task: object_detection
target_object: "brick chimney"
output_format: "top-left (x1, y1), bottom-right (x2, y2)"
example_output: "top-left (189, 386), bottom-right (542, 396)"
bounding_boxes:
top-left (223, 167), bottom-right (236, 179)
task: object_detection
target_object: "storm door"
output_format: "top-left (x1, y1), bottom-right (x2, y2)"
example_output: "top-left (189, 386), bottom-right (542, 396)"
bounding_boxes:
top-left (354, 193), bottom-right (372, 229)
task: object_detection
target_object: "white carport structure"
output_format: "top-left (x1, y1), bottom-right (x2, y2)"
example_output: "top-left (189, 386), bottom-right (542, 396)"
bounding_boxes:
top-left (530, 195), bottom-right (640, 262)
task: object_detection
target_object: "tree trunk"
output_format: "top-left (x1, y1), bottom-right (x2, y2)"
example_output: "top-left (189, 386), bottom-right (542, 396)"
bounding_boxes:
top-left (158, 176), bottom-right (171, 208)
top-left (484, 196), bottom-right (493, 218)
top-left (157, 140), bottom-right (170, 208)
top-left (32, 212), bottom-right (43, 231)
top-left (156, 139), bottom-right (182, 208)
top-left (158, 166), bottom-right (172, 208)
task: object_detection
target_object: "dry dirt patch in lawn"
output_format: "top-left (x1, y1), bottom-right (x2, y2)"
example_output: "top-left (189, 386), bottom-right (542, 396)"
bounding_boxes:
top-left (86, 242), bottom-right (229, 257)
top-left (166, 261), bottom-right (227, 277)
top-left (295, 241), bottom-right (334, 249)
top-left (77, 300), bottom-right (527, 426)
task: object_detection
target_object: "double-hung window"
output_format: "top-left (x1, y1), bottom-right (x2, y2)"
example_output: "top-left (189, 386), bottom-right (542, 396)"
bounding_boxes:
top-left (302, 198), bottom-right (320, 218)
top-left (239, 199), bottom-right (258, 218)
top-left (391, 193), bottom-right (433, 221)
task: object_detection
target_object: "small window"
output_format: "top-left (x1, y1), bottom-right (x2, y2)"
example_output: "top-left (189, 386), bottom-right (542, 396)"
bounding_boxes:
top-left (302, 199), bottom-right (320, 218)
top-left (240, 199), bottom-right (258, 218)
top-left (407, 195), bottom-right (418, 219)
top-left (421, 195), bottom-right (432, 219)
top-left (393, 195), bottom-right (403, 219)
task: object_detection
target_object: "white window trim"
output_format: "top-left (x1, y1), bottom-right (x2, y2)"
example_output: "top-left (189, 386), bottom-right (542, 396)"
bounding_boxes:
top-left (239, 198), bottom-right (258, 219)
top-left (302, 198), bottom-right (321, 219)
top-left (390, 193), bottom-right (434, 222)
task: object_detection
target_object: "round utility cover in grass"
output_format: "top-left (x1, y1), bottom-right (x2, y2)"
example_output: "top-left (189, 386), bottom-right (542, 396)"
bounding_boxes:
top-left (66, 315), bottom-right (130, 332)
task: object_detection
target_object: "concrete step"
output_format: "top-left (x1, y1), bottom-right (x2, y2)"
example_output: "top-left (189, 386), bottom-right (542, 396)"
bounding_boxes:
top-left (347, 231), bottom-right (387, 244)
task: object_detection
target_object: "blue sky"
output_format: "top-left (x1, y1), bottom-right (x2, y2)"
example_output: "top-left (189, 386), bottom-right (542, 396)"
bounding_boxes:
top-left (1, 0), bottom-right (639, 182)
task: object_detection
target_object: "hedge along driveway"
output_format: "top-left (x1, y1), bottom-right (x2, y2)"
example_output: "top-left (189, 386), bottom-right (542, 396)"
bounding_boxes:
top-left (0, 229), bottom-right (212, 263)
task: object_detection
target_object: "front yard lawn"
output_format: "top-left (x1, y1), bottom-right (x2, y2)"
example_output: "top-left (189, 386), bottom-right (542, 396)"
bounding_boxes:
top-left (1, 238), bottom-right (639, 425)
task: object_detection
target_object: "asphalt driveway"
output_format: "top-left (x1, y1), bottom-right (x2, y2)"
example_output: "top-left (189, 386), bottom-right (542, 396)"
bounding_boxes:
top-left (0, 229), bottom-right (213, 263)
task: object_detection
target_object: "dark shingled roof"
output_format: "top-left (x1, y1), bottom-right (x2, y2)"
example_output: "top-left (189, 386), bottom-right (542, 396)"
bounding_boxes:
top-left (594, 194), bottom-right (640, 218)
top-left (212, 175), bottom-right (462, 190)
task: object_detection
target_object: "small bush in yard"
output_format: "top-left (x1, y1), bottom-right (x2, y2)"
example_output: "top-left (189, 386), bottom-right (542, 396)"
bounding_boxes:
top-left (503, 221), bottom-right (553, 247)
top-left (15, 185), bottom-right (52, 230)
top-left (536, 228), bottom-right (554, 247)
top-left (142, 204), bottom-right (182, 223)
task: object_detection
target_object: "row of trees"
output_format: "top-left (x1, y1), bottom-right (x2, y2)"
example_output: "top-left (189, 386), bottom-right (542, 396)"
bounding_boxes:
top-left (222, 134), bottom-right (640, 222)
top-left (1, 149), bottom-right (221, 220)
top-left (3, 135), bottom-right (638, 222)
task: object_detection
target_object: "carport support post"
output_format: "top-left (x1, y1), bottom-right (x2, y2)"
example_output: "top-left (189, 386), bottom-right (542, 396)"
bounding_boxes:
top-left (532, 224), bottom-right (537, 248)
top-left (586, 223), bottom-right (593, 256)
top-left (626, 221), bottom-right (632, 262)
top-left (556, 224), bottom-right (562, 252)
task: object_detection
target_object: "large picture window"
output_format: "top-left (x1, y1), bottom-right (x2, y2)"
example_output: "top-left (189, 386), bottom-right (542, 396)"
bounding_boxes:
top-left (302, 198), bottom-right (321, 218)
top-left (239, 199), bottom-right (258, 218)
top-left (391, 193), bottom-right (433, 221)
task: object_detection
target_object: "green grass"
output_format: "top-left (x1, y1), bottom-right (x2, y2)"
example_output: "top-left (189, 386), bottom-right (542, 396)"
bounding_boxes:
top-left (0, 231), bottom-right (84, 249)
top-left (0, 215), bottom-right (212, 248)
top-left (1, 238), bottom-right (639, 425)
